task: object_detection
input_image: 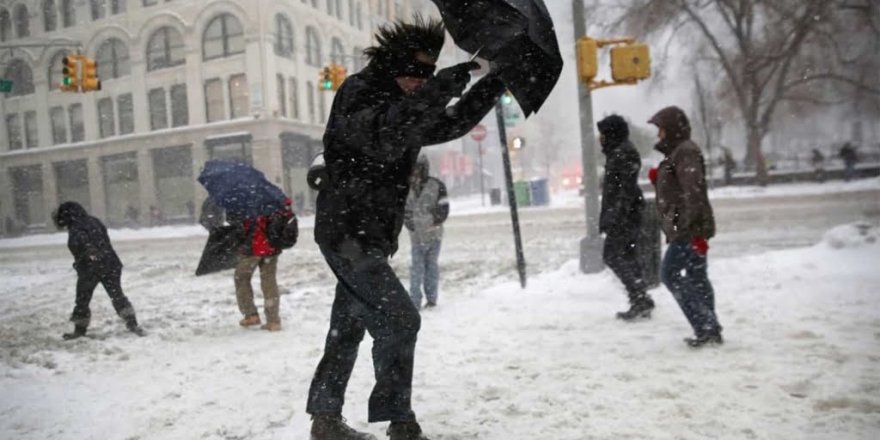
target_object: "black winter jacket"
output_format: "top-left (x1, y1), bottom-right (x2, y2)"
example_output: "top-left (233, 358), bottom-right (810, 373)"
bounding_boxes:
top-left (315, 63), bottom-right (505, 257)
top-left (55, 202), bottom-right (123, 277)
top-left (600, 139), bottom-right (644, 237)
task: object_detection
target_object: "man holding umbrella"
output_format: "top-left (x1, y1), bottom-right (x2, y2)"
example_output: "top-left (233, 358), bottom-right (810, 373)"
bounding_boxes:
top-left (307, 15), bottom-right (507, 440)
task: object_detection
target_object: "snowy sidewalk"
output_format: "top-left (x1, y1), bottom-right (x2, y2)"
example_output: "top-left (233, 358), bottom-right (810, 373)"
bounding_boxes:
top-left (1, 224), bottom-right (879, 439)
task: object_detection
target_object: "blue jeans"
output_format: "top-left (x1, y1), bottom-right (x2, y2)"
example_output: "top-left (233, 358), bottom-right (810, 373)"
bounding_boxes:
top-left (661, 240), bottom-right (722, 336)
top-left (410, 240), bottom-right (442, 308)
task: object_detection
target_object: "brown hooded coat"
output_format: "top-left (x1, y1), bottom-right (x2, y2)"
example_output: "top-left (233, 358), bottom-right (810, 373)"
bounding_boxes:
top-left (649, 106), bottom-right (715, 242)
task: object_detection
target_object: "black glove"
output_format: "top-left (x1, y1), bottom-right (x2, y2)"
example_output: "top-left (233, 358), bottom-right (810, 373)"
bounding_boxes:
top-left (415, 61), bottom-right (480, 107)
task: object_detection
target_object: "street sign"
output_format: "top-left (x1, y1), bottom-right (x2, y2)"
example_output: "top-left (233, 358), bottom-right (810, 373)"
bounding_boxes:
top-left (0, 79), bottom-right (13, 93)
top-left (470, 124), bottom-right (487, 142)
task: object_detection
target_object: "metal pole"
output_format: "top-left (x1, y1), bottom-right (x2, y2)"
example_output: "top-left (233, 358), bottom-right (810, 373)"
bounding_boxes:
top-left (496, 103), bottom-right (527, 288)
top-left (478, 140), bottom-right (485, 206)
top-left (573, 0), bottom-right (604, 273)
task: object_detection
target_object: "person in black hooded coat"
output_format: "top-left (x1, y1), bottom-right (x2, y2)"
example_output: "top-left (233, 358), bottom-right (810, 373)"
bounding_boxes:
top-left (597, 115), bottom-right (653, 321)
top-left (53, 201), bottom-right (144, 339)
top-left (307, 15), bottom-right (506, 440)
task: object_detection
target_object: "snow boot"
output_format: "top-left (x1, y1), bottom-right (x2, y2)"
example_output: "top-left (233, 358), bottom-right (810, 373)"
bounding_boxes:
top-left (62, 324), bottom-right (88, 340)
top-left (310, 415), bottom-right (377, 440)
top-left (387, 421), bottom-right (429, 440)
top-left (685, 331), bottom-right (724, 348)
top-left (127, 321), bottom-right (146, 337)
top-left (616, 295), bottom-right (654, 321)
top-left (239, 314), bottom-right (261, 327)
top-left (261, 322), bottom-right (282, 332)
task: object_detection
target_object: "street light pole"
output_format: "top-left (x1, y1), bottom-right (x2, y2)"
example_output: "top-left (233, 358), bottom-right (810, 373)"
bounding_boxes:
top-left (572, 0), bottom-right (604, 273)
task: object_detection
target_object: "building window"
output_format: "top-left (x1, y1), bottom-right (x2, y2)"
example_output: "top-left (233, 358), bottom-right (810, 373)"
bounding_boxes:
top-left (203, 13), bottom-right (244, 61)
top-left (152, 146), bottom-right (194, 221)
top-left (48, 51), bottom-right (70, 90)
top-left (143, 0), bottom-right (158, 6)
top-left (335, 0), bottom-right (343, 20)
top-left (277, 74), bottom-right (287, 117)
top-left (110, 0), bottom-right (126, 14)
top-left (11, 165), bottom-right (45, 226)
top-left (147, 27), bottom-right (185, 71)
top-left (274, 14), bottom-right (294, 58)
top-left (102, 153), bottom-right (140, 227)
top-left (0, 9), bottom-right (10, 42)
top-left (50, 106), bottom-right (67, 144)
top-left (98, 97), bottom-right (115, 138)
top-left (54, 160), bottom-right (91, 212)
top-left (118, 93), bottom-right (134, 135)
top-left (228, 74), bottom-right (249, 119)
top-left (3, 59), bottom-right (35, 96)
top-left (306, 81), bottom-right (316, 124)
top-left (13, 4), bottom-right (29, 38)
top-left (204, 78), bottom-right (224, 123)
top-left (349, 0), bottom-right (354, 25)
top-left (170, 84), bottom-right (188, 127)
top-left (24, 111), bottom-right (38, 148)
top-left (206, 133), bottom-right (252, 163)
top-left (326, 0), bottom-right (333, 16)
top-left (90, 0), bottom-right (105, 20)
top-left (352, 47), bottom-right (365, 71)
top-left (394, 0), bottom-right (403, 19)
top-left (6, 114), bottom-right (22, 150)
top-left (377, 0), bottom-right (384, 17)
top-left (96, 38), bottom-right (131, 80)
top-left (61, 0), bottom-right (75, 27)
top-left (149, 88), bottom-right (167, 130)
top-left (69, 104), bottom-right (84, 142)
top-left (306, 27), bottom-right (322, 67)
top-left (330, 37), bottom-right (345, 67)
top-left (43, 0), bottom-right (58, 32)
top-left (357, 3), bottom-right (362, 30)
top-left (289, 78), bottom-right (299, 120)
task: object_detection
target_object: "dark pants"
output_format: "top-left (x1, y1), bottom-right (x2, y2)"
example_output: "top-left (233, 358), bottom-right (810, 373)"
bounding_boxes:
top-left (661, 241), bottom-right (721, 336)
top-left (71, 269), bottom-right (136, 327)
top-left (307, 245), bottom-right (421, 423)
top-left (603, 233), bottom-right (646, 300)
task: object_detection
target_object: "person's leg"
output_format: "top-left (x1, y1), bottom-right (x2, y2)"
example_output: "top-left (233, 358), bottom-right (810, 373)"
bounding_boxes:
top-left (65, 274), bottom-right (100, 339)
top-left (409, 243), bottom-right (426, 308)
top-left (322, 247), bottom-right (420, 423)
top-left (661, 242), bottom-right (703, 333)
top-left (423, 240), bottom-right (442, 306)
top-left (258, 256), bottom-right (281, 327)
top-left (234, 255), bottom-right (261, 324)
top-left (604, 235), bottom-right (648, 299)
top-left (100, 269), bottom-right (143, 335)
top-left (681, 248), bottom-right (721, 336)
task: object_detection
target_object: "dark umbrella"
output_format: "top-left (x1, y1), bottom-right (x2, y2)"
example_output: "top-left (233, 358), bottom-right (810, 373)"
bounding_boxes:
top-left (197, 160), bottom-right (287, 219)
top-left (431, 0), bottom-right (563, 116)
top-left (195, 225), bottom-right (244, 276)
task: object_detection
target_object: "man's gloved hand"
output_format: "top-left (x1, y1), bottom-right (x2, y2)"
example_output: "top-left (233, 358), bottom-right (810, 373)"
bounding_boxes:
top-left (691, 237), bottom-right (709, 256)
top-left (648, 167), bottom-right (658, 185)
top-left (434, 61), bottom-right (480, 97)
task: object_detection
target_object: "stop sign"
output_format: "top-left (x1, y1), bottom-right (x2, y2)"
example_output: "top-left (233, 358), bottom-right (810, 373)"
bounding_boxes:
top-left (470, 124), bottom-right (487, 142)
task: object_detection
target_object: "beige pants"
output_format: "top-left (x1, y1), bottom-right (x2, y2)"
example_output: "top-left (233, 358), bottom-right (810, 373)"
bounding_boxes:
top-left (234, 255), bottom-right (280, 324)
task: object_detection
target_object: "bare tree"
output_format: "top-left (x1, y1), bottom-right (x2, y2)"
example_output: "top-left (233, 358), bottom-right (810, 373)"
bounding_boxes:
top-left (598, 0), bottom-right (880, 184)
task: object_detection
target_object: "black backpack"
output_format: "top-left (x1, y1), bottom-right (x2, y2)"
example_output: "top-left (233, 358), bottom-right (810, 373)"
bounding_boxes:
top-left (266, 210), bottom-right (298, 250)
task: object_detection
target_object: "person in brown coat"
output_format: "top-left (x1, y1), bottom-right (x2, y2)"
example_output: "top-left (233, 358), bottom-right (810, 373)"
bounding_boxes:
top-left (648, 106), bottom-right (723, 348)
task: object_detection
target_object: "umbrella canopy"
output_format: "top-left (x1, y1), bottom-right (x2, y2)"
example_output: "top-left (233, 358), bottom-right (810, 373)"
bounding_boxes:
top-left (431, 0), bottom-right (563, 117)
top-left (195, 225), bottom-right (243, 276)
top-left (197, 160), bottom-right (286, 219)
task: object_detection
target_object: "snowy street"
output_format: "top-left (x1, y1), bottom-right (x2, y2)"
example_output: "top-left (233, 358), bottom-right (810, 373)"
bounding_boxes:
top-left (1, 182), bottom-right (879, 439)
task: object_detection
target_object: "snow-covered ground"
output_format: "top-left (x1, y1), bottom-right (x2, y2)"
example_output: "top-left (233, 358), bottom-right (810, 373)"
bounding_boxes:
top-left (1, 184), bottom-right (879, 438)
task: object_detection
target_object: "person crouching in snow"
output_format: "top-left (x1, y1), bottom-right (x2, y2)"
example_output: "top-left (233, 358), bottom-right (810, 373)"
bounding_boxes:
top-left (648, 106), bottom-right (723, 348)
top-left (231, 200), bottom-right (292, 332)
top-left (52, 201), bottom-right (145, 339)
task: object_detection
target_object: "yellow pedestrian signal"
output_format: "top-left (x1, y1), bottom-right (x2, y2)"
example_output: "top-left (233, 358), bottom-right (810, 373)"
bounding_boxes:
top-left (576, 37), bottom-right (598, 82)
top-left (610, 44), bottom-right (651, 82)
top-left (80, 56), bottom-right (101, 92)
top-left (329, 64), bottom-right (347, 91)
top-left (60, 55), bottom-right (80, 92)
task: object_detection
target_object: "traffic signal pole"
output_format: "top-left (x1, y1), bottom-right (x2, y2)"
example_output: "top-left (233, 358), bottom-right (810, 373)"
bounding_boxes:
top-left (572, 0), bottom-right (604, 274)
top-left (495, 102), bottom-right (527, 288)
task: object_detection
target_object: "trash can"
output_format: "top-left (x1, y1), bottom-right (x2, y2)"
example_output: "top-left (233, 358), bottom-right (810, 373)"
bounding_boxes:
top-left (637, 199), bottom-right (662, 289)
top-left (489, 188), bottom-right (502, 206)
top-left (528, 178), bottom-right (550, 206)
top-left (513, 181), bottom-right (531, 207)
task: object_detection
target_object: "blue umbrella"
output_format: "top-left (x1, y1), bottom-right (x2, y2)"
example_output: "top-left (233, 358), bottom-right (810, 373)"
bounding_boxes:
top-left (197, 160), bottom-right (286, 219)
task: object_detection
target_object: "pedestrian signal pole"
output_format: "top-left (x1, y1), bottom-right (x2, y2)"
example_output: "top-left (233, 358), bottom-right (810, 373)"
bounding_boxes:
top-left (495, 98), bottom-right (527, 289)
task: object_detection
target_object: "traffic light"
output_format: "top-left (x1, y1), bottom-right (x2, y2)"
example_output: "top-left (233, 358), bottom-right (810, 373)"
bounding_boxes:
top-left (510, 136), bottom-right (525, 150)
top-left (80, 56), bottom-right (101, 91)
top-left (318, 67), bottom-right (333, 91)
top-left (610, 43), bottom-right (651, 82)
top-left (60, 55), bottom-right (80, 92)
top-left (329, 64), bottom-right (347, 91)
top-left (576, 37), bottom-right (598, 82)
top-left (500, 90), bottom-right (513, 106)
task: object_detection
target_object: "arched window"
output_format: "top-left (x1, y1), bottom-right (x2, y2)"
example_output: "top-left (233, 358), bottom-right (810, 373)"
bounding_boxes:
top-left (61, 0), bottom-right (75, 27)
top-left (274, 14), bottom-right (294, 58)
top-left (147, 27), bottom-right (185, 71)
top-left (203, 13), bottom-right (244, 61)
top-left (90, 0), bottom-right (105, 21)
top-left (0, 10), bottom-right (11, 42)
top-left (96, 38), bottom-right (131, 79)
top-left (43, 0), bottom-right (58, 32)
top-left (305, 27), bottom-right (321, 67)
top-left (13, 4), bottom-right (29, 38)
top-left (48, 50), bottom-right (70, 89)
top-left (3, 59), bottom-right (35, 96)
top-left (326, 0), bottom-right (334, 16)
top-left (330, 37), bottom-right (345, 67)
